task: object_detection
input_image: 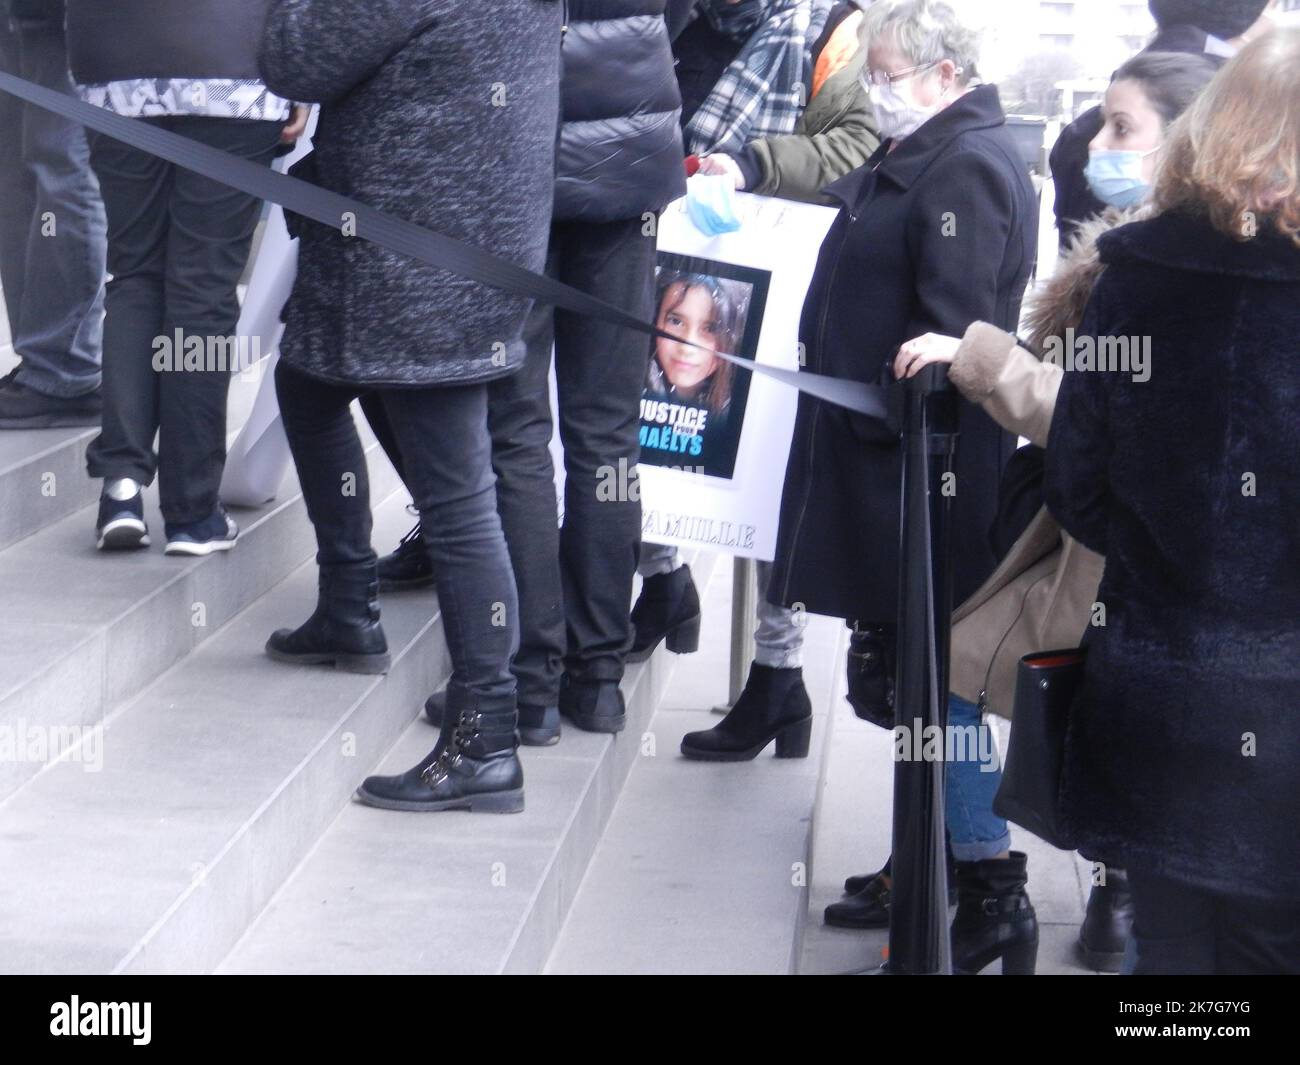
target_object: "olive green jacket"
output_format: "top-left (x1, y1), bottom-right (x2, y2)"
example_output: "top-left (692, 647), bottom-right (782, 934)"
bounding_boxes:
top-left (747, 41), bottom-right (879, 205)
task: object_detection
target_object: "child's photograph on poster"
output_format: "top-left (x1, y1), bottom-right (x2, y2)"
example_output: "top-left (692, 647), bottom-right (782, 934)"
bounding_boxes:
top-left (640, 255), bottom-right (771, 481)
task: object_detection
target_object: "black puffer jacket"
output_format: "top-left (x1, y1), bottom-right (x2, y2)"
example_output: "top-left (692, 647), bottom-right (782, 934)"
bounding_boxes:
top-left (556, 0), bottom-right (687, 222)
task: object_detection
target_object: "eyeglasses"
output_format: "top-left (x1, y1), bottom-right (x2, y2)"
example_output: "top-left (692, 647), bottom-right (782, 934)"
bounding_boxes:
top-left (863, 60), bottom-right (942, 88)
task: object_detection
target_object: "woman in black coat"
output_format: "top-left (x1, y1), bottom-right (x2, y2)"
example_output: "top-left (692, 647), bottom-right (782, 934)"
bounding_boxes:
top-left (767, 4), bottom-right (1037, 674)
top-left (1045, 30), bottom-right (1300, 973)
top-left (257, 0), bottom-right (563, 814)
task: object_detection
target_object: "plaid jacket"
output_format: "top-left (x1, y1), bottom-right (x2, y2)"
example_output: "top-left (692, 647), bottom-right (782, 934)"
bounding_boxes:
top-left (684, 0), bottom-right (823, 156)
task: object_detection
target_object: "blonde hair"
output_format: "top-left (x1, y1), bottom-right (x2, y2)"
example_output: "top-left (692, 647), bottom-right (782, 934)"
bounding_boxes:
top-left (1153, 29), bottom-right (1300, 248)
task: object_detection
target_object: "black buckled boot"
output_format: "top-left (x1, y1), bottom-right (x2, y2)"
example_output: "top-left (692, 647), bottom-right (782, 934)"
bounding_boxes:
top-left (356, 691), bottom-right (523, 813)
top-left (826, 866), bottom-right (893, 929)
top-left (829, 854), bottom-right (959, 929)
top-left (846, 624), bottom-right (896, 728)
top-left (424, 687), bottom-right (560, 746)
top-left (681, 662), bottom-right (812, 761)
top-left (559, 675), bottom-right (626, 733)
top-left (265, 561), bottom-right (391, 674)
top-left (377, 520), bottom-right (436, 592)
top-left (627, 564), bottom-right (701, 663)
top-left (1077, 866), bottom-right (1133, 972)
top-left (951, 852), bottom-right (1039, 975)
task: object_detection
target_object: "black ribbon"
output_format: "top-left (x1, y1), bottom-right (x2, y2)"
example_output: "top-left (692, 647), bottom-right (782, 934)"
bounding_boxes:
top-left (0, 71), bottom-right (891, 422)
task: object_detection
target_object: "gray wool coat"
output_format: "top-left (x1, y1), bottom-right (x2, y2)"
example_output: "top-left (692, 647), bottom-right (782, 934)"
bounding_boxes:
top-left (260, 0), bottom-right (563, 387)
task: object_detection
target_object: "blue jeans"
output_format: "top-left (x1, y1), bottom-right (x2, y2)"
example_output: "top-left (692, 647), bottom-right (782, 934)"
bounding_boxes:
top-left (0, 16), bottom-right (105, 397)
top-left (945, 693), bottom-right (1012, 861)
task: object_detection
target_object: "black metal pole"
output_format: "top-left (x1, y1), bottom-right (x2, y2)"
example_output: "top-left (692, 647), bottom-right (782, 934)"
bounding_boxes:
top-left (886, 364), bottom-right (959, 975)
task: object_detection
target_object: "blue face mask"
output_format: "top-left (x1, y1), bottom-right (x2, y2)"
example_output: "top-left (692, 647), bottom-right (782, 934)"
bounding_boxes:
top-left (685, 175), bottom-right (742, 237)
top-left (1084, 149), bottom-right (1157, 208)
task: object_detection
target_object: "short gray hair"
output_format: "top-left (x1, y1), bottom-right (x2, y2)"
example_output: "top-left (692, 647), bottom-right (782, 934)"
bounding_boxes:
top-left (861, 0), bottom-right (981, 85)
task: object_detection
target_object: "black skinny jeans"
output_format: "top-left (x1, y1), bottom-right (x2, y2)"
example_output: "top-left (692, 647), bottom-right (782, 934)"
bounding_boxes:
top-left (86, 117), bottom-right (281, 524)
top-left (276, 360), bottom-right (518, 703)
top-left (360, 215), bottom-right (655, 704)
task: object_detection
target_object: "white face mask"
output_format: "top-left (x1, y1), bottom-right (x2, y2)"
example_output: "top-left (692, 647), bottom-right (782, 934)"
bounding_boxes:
top-left (861, 64), bottom-right (950, 142)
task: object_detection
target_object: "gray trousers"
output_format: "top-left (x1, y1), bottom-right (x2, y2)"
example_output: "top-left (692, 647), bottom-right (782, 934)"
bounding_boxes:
top-left (0, 16), bottom-right (105, 397)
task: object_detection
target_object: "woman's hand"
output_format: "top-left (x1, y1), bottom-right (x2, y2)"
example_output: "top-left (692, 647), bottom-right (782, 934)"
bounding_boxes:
top-left (894, 332), bottom-right (961, 379)
top-left (697, 153), bottom-right (746, 190)
top-left (281, 104), bottom-right (310, 145)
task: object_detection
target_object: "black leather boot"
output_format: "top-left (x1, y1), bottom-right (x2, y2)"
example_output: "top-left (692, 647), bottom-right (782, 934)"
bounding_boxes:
top-left (826, 866), bottom-right (893, 929)
top-left (265, 562), bottom-right (391, 674)
top-left (1077, 866), bottom-right (1133, 972)
top-left (951, 852), bottom-right (1039, 975)
top-left (559, 675), bottom-right (626, 733)
top-left (424, 687), bottom-right (560, 746)
top-left (377, 520), bottom-right (436, 592)
top-left (830, 856), bottom-right (958, 929)
top-left (355, 691), bottom-right (523, 813)
top-left (627, 564), bottom-right (701, 663)
top-left (681, 662), bottom-right (812, 761)
top-left (846, 624), bottom-right (896, 728)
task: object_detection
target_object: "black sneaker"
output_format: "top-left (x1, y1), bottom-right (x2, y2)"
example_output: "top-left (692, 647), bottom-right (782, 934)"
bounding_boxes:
top-left (96, 489), bottom-right (150, 551)
top-left (164, 506), bottom-right (238, 556)
top-left (0, 376), bottom-right (101, 429)
top-left (377, 520), bottom-right (435, 591)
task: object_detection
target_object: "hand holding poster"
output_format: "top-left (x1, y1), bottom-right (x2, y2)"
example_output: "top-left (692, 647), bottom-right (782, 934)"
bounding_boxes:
top-left (638, 192), bottom-right (837, 561)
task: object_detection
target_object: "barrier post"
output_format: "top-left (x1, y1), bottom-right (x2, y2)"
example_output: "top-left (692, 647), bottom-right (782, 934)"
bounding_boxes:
top-left (886, 364), bottom-right (958, 975)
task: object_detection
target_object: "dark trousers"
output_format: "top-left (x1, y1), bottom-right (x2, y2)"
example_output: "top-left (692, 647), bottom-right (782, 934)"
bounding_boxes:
top-left (85, 117), bottom-right (281, 524)
top-left (278, 361), bottom-right (518, 702)
top-left (361, 215), bottom-right (655, 703)
top-left (1128, 867), bottom-right (1300, 974)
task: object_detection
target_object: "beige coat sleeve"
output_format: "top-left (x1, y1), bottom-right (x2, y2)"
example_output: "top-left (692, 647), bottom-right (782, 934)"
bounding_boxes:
top-left (946, 321), bottom-right (1064, 449)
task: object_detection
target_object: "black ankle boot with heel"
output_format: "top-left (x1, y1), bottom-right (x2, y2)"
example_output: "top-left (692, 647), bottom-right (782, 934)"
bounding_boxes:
top-left (265, 561), bottom-right (391, 674)
top-left (951, 851), bottom-right (1039, 975)
top-left (680, 662), bottom-right (812, 761)
top-left (628, 564), bottom-right (701, 663)
top-left (356, 690), bottom-right (523, 813)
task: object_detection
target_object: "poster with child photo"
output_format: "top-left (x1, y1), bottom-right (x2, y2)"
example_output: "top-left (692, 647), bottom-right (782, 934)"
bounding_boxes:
top-left (640, 256), bottom-right (770, 480)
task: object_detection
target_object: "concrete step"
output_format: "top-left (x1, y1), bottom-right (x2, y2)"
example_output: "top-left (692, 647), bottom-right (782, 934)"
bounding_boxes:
top-left (0, 371), bottom-right (395, 803)
top-left (0, 425), bottom-right (99, 554)
top-left (0, 490), bottom-right (443, 974)
top-left (0, 348), bottom-right (264, 555)
top-left (543, 564), bottom-right (843, 975)
top-left (217, 552), bottom-right (721, 975)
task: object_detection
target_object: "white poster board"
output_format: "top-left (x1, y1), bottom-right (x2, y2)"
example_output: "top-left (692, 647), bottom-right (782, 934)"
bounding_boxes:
top-left (638, 192), bottom-right (837, 561)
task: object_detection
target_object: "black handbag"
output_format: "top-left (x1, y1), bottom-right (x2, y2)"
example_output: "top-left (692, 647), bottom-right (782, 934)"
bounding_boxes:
top-left (992, 648), bottom-right (1085, 850)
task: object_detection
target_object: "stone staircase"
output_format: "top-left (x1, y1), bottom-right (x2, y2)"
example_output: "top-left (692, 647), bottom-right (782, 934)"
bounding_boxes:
top-left (0, 335), bottom-right (815, 973)
top-left (0, 278), bottom-right (840, 974)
